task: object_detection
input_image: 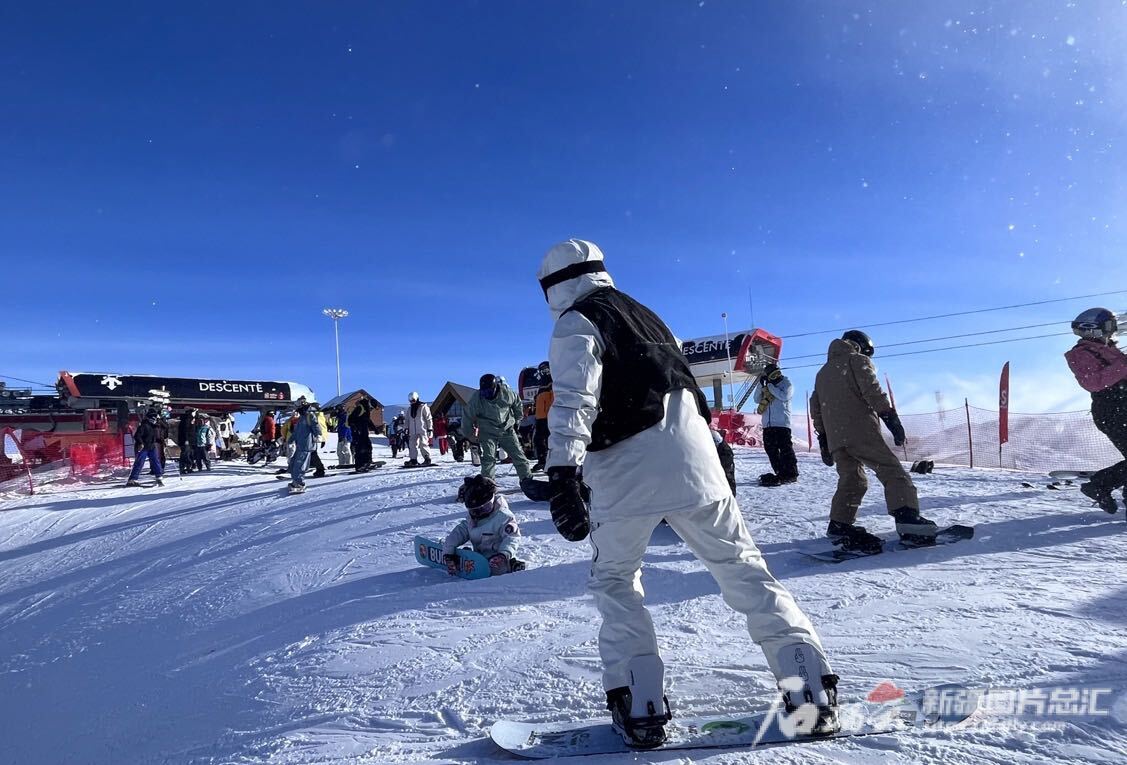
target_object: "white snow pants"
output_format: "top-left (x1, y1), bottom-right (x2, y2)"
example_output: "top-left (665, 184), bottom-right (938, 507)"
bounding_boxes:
top-left (588, 495), bottom-right (830, 691)
top-left (337, 439), bottom-right (352, 467)
top-left (408, 433), bottom-right (431, 462)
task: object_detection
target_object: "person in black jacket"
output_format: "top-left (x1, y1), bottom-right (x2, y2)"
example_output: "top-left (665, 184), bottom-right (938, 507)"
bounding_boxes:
top-left (348, 398), bottom-right (376, 471)
top-left (176, 407), bottom-right (196, 474)
top-left (126, 408), bottom-right (164, 487)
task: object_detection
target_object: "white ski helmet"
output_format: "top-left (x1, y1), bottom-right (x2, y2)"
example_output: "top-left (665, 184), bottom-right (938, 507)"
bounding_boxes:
top-left (1072, 307), bottom-right (1118, 342)
top-left (408, 391), bottom-right (420, 402)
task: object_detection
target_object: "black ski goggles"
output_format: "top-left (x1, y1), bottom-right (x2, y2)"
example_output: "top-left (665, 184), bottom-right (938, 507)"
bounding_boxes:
top-left (539, 261), bottom-right (607, 300)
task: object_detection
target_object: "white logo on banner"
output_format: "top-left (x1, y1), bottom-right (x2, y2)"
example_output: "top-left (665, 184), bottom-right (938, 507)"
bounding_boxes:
top-left (100, 375), bottom-right (123, 391)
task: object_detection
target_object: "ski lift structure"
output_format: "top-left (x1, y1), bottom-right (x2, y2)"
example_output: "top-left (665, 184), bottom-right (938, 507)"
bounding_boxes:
top-left (682, 328), bottom-right (783, 411)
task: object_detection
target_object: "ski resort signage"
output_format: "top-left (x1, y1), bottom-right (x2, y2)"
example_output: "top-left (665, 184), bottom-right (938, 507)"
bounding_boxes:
top-left (681, 329), bottom-right (783, 382)
top-left (58, 372), bottom-right (315, 408)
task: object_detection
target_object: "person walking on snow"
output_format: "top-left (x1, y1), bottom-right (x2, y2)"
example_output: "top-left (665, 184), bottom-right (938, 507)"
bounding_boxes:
top-left (752, 363), bottom-right (799, 486)
top-left (809, 330), bottom-right (936, 552)
top-left (434, 414), bottom-right (449, 456)
top-left (177, 407), bottom-right (196, 474)
top-left (286, 397), bottom-right (323, 491)
top-left (348, 398), bottom-right (376, 471)
top-left (193, 413), bottom-right (214, 472)
top-left (443, 474), bottom-right (527, 576)
top-left (336, 410), bottom-right (353, 468)
top-left (462, 374), bottom-right (547, 500)
top-left (1065, 307), bottom-right (1127, 513)
top-left (125, 407), bottom-right (164, 487)
top-left (538, 238), bottom-right (839, 748)
top-left (405, 392), bottom-right (434, 466)
top-left (532, 361), bottom-right (554, 472)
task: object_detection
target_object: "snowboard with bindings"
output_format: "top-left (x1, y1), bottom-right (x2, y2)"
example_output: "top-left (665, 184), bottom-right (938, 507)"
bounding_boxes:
top-left (490, 683), bottom-right (977, 759)
top-left (287, 484), bottom-right (306, 495)
top-left (801, 524), bottom-right (974, 563)
top-left (414, 536), bottom-right (491, 580)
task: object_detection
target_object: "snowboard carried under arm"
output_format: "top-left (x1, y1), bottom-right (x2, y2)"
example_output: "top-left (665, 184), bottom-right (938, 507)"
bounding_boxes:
top-left (490, 683), bottom-right (977, 759)
top-left (414, 535), bottom-right (491, 580)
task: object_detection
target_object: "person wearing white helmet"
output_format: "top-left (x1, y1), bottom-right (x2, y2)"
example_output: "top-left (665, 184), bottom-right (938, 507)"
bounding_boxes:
top-left (404, 391), bottom-right (434, 467)
top-left (537, 238), bottom-right (838, 749)
top-left (1065, 307), bottom-right (1127, 513)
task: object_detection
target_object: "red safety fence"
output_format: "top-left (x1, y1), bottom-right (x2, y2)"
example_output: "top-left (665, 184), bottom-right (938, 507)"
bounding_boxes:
top-left (0, 428), bottom-right (127, 497)
top-left (0, 428), bottom-right (33, 495)
top-left (714, 400), bottom-right (1121, 475)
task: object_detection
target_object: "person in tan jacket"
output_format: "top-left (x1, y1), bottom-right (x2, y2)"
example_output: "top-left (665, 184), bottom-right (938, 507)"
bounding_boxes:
top-left (809, 330), bottom-right (936, 552)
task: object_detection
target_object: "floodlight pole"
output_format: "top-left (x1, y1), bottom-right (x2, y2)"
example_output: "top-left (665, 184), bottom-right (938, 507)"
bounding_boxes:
top-left (722, 312), bottom-right (735, 413)
top-left (322, 308), bottom-right (349, 396)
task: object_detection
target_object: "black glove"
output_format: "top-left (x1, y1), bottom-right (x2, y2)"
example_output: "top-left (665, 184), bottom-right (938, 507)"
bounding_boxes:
top-left (880, 410), bottom-right (906, 446)
top-left (817, 433), bottom-right (834, 467)
top-left (547, 466), bottom-right (591, 542)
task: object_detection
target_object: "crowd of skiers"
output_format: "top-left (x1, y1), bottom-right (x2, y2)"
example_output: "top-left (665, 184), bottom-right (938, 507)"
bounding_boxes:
top-left (124, 407), bottom-right (242, 487)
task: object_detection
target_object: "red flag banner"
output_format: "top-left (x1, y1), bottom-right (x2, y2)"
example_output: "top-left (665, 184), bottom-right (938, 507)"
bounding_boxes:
top-left (999, 362), bottom-right (1011, 445)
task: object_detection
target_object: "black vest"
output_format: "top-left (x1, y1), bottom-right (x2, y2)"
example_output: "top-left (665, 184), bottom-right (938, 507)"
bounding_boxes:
top-left (564, 287), bottom-right (710, 451)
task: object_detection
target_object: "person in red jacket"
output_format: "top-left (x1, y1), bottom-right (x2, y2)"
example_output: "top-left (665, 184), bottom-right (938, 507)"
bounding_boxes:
top-left (1065, 307), bottom-right (1127, 513)
top-left (434, 414), bottom-right (449, 456)
top-left (259, 411), bottom-right (277, 444)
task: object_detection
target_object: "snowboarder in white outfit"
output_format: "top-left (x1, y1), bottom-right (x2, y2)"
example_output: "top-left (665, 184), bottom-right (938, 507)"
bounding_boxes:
top-left (405, 392), bottom-right (433, 466)
top-left (538, 239), bottom-right (839, 748)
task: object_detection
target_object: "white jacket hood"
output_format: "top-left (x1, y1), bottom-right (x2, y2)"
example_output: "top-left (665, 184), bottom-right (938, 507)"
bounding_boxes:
top-left (538, 239), bottom-right (616, 320)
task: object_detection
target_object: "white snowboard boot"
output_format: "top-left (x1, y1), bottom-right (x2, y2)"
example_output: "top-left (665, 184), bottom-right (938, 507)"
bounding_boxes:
top-left (606, 654), bottom-right (671, 749)
top-left (775, 643), bottom-right (840, 737)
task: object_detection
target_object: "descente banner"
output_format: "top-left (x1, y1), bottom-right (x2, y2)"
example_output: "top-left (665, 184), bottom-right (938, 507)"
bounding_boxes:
top-left (61, 372), bottom-right (302, 403)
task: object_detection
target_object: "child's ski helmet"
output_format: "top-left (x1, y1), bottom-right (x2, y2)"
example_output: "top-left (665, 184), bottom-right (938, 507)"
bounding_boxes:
top-left (462, 474), bottom-right (497, 519)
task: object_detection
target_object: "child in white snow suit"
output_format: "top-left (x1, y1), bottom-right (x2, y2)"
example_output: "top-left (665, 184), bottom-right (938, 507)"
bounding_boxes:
top-left (538, 239), bottom-right (838, 748)
top-left (444, 475), bottom-right (526, 576)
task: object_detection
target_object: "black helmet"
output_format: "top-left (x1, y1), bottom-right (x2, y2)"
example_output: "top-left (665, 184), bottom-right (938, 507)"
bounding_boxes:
top-left (479, 373), bottom-right (499, 399)
top-left (1072, 307), bottom-right (1118, 342)
top-left (462, 474), bottom-right (497, 519)
top-left (841, 329), bottom-right (875, 357)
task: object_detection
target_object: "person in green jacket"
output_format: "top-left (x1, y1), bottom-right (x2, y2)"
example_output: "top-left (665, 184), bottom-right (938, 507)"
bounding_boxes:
top-left (463, 374), bottom-right (547, 500)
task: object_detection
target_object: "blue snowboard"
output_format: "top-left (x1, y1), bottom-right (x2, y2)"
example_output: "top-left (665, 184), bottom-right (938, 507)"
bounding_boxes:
top-left (490, 684), bottom-right (977, 758)
top-left (414, 535), bottom-right (491, 580)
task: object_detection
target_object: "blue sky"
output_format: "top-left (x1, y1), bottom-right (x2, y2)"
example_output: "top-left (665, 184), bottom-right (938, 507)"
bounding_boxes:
top-left (3, 1), bottom-right (1126, 414)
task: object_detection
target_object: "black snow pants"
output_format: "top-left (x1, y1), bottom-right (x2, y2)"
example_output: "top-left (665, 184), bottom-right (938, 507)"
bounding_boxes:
top-left (1091, 385), bottom-right (1127, 492)
top-left (534, 419), bottom-right (550, 465)
top-left (353, 430), bottom-right (373, 468)
top-left (763, 426), bottom-right (799, 481)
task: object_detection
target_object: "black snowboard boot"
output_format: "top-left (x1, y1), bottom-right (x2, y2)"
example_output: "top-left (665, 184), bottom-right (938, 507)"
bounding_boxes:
top-left (759, 473), bottom-right (781, 487)
top-left (781, 673), bottom-right (840, 737)
top-left (606, 687), bottom-right (671, 749)
top-left (1080, 482), bottom-right (1119, 514)
top-left (826, 520), bottom-right (883, 554)
top-left (509, 558), bottom-right (527, 572)
top-left (891, 507), bottom-right (939, 543)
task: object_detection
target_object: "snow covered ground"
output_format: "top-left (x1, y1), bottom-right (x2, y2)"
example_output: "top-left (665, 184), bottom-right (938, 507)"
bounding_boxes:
top-left (1, 440), bottom-right (1125, 764)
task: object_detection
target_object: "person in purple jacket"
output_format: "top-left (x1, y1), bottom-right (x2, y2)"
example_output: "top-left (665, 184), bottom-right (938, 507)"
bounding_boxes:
top-left (1064, 307), bottom-right (1127, 514)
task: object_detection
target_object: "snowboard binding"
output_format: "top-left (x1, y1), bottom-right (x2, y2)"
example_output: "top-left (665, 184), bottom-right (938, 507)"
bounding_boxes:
top-left (780, 673), bottom-right (840, 737)
top-left (607, 654), bottom-right (672, 749)
top-left (606, 687), bottom-right (671, 749)
top-left (826, 521), bottom-right (883, 554)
